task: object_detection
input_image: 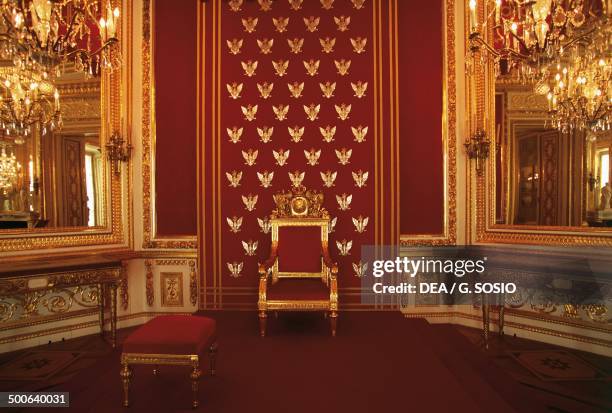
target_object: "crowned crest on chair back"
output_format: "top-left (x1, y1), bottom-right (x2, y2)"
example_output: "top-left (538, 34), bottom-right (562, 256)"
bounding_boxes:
top-left (271, 185), bottom-right (328, 218)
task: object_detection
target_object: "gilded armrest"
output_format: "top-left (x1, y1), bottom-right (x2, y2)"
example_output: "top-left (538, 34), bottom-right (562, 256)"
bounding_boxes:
top-left (321, 241), bottom-right (338, 276)
top-left (258, 242), bottom-right (278, 278)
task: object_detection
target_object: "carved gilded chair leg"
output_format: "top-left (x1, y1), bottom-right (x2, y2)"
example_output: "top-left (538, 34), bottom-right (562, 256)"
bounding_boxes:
top-left (259, 311), bottom-right (267, 337)
top-left (190, 366), bottom-right (202, 409)
top-left (208, 342), bottom-right (218, 376)
top-left (330, 311), bottom-right (337, 337)
top-left (120, 362), bottom-right (132, 407)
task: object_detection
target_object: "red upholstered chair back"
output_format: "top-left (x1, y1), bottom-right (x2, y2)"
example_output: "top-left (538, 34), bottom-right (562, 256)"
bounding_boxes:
top-left (271, 218), bottom-right (329, 280)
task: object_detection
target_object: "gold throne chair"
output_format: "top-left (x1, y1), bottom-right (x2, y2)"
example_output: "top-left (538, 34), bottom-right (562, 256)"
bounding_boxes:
top-left (258, 186), bottom-right (339, 337)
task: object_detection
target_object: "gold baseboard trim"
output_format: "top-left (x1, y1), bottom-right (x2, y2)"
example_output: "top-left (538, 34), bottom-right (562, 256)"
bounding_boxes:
top-left (403, 311), bottom-right (612, 348)
top-left (0, 311), bottom-right (192, 345)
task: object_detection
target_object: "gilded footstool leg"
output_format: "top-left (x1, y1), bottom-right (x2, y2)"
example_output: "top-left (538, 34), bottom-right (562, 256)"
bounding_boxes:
top-left (259, 311), bottom-right (267, 337)
top-left (190, 366), bottom-right (202, 409)
top-left (330, 311), bottom-right (338, 337)
top-left (208, 342), bottom-right (218, 376)
top-left (120, 362), bottom-right (132, 407)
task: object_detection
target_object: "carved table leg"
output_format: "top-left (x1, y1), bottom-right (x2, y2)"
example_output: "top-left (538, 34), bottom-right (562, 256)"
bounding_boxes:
top-left (110, 284), bottom-right (118, 349)
top-left (259, 311), bottom-right (267, 337)
top-left (208, 342), bottom-right (218, 376)
top-left (190, 365), bottom-right (202, 409)
top-left (481, 293), bottom-right (490, 350)
top-left (98, 283), bottom-right (105, 337)
top-left (330, 311), bottom-right (338, 337)
top-left (120, 362), bottom-right (132, 407)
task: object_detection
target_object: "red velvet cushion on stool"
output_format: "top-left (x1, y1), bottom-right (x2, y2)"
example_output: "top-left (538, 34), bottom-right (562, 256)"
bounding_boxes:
top-left (122, 315), bottom-right (216, 355)
top-left (267, 279), bottom-right (329, 301)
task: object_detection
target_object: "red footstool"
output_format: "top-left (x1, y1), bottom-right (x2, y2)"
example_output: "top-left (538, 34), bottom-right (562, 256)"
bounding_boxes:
top-left (120, 315), bottom-right (218, 409)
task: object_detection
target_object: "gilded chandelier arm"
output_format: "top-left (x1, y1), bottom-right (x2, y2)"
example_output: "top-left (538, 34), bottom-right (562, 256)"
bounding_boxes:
top-left (258, 243), bottom-right (278, 278)
top-left (321, 242), bottom-right (338, 276)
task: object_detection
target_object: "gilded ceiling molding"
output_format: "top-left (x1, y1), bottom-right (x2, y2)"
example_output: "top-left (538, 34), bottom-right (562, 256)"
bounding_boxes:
top-left (400, 0), bottom-right (457, 246)
top-left (141, 0), bottom-right (197, 250)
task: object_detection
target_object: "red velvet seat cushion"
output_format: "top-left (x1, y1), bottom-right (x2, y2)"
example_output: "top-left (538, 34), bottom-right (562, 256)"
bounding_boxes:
top-left (122, 315), bottom-right (216, 355)
top-left (267, 278), bottom-right (329, 301)
top-left (277, 226), bottom-right (322, 273)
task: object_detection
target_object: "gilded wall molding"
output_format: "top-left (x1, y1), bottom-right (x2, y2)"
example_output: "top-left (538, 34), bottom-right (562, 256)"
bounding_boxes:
top-left (0, 0), bottom-right (130, 253)
top-left (467, 0), bottom-right (612, 246)
top-left (189, 260), bottom-right (198, 306)
top-left (145, 259), bottom-right (154, 306)
top-left (160, 272), bottom-right (184, 307)
top-left (400, 0), bottom-right (457, 246)
top-left (141, 0), bottom-right (197, 250)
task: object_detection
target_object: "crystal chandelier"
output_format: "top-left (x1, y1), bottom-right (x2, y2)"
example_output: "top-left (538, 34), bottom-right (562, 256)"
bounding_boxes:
top-left (0, 64), bottom-right (61, 136)
top-left (0, 144), bottom-right (20, 193)
top-left (0, 0), bottom-right (121, 79)
top-left (467, 0), bottom-right (611, 133)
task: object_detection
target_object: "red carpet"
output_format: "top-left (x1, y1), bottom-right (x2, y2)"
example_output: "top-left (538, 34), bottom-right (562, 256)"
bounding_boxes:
top-left (30, 312), bottom-right (545, 413)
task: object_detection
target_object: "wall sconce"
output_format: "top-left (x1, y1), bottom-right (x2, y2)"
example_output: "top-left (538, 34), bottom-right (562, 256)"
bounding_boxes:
top-left (587, 173), bottom-right (600, 192)
top-left (464, 129), bottom-right (490, 176)
top-left (106, 132), bottom-right (132, 177)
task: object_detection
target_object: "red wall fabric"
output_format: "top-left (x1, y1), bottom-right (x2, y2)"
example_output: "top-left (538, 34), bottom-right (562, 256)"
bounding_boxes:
top-left (154, 0), bottom-right (198, 236)
top-left (397, 1), bottom-right (445, 235)
top-left (218, 0), bottom-right (375, 292)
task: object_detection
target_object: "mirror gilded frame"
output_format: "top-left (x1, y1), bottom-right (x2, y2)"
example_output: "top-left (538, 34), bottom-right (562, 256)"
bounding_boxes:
top-left (0, 0), bottom-right (130, 253)
top-left (467, 0), bottom-right (612, 247)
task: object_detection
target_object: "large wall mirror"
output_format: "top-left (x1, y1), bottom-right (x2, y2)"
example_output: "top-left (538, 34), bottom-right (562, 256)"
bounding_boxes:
top-left (468, 0), bottom-right (612, 245)
top-left (0, 67), bottom-right (105, 230)
top-left (0, 2), bottom-right (126, 252)
top-left (494, 80), bottom-right (611, 228)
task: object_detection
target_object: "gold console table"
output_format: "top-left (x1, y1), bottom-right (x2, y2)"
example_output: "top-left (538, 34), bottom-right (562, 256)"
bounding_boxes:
top-left (0, 254), bottom-right (130, 348)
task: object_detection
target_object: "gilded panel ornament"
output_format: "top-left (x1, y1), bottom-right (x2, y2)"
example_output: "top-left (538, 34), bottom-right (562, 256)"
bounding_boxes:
top-left (288, 126), bottom-right (305, 142)
top-left (352, 261), bottom-right (368, 277)
top-left (257, 126), bottom-right (273, 143)
top-left (319, 37), bottom-right (336, 53)
top-left (334, 16), bottom-right (351, 32)
top-left (320, 170), bottom-right (337, 187)
top-left (273, 149), bottom-right (290, 166)
top-left (241, 104), bottom-right (258, 121)
top-left (228, 0), bottom-right (243, 12)
top-left (334, 59), bottom-right (351, 76)
top-left (242, 194), bottom-right (258, 211)
top-left (352, 170), bottom-right (368, 187)
top-left (304, 103), bottom-right (321, 121)
top-left (288, 38), bottom-right (304, 54)
top-left (335, 148), bottom-right (352, 165)
top-left (272, 104), bottom-right (289, 121)
top-left (258, 0), bottom-right (273, 12)
top-left (351, 81), bottom-right (368, 98)
top-left (242, 239), bottom-right (258, 256)
top-left (288, 171), bottom-right (305, 188)
top-left (271, 186), bottom-right (328, 218)
top-left (226, 216), bottom-right (243, 233)
top-left (336, 193), bottom-right (352, 210)
top-left (257, 38), bottom-right (274, 54)
top-left (288, 0), bottom-right (303, 11)
top-left (351, 125), bottom-right (368, 142)
top-left (321, 0), bottom-right (334, 10)
top-left (227, 262), bottom-right (244, 278)
top-left (189, 260), bottom-right (198, 306)
top-left (257, 217), bottom-right (272, 234)
top-left (145, 260), bottom-right (154, 306)
top-left (226, 170), bottom-right (243, 187)
top-left (160, 272), bottom-right (184, 307)
top-left (273, 17), bottom-right (289, 33)
top-left (320, 125), bottom-right (336, 142)
top-left (304, 148), bottom-right (322, 166)
top-left (257, 82), bottom-right (274, 99)
top-left (242, 149), bottom-right (258, 165)
top-left (241, 17), bottom-right (258, 33)
top-left (336, 239), bottom-right (352, 256)
top-left (304, 16), bottom-right (320, 32)
top-left (226, 38), bottom-right (243, 55)
top-left (241, 60), bottom-right (258, 77)
top-left (350, 37), bottom-right (367, 54)
top-left (288, 81), bottom-right (304, 98)
top-left (319, 81), bottom-right (336, 98)
top-left (257, 171), bottom-right (274, 188)
top-left (352, 215), bottom-right (369, 233)
top-left (303, 59), bottom-right (320, 76)
top-left (227, 126), bottom-right (243, 143)
top-left (226, 82), bottom-right (243, 99)
top-left (335, 104), bottom-right (351, 120)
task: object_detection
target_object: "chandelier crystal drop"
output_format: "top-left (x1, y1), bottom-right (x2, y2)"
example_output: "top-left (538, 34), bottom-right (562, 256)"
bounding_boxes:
top-left (468, 0), bottom-right (611, 133)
